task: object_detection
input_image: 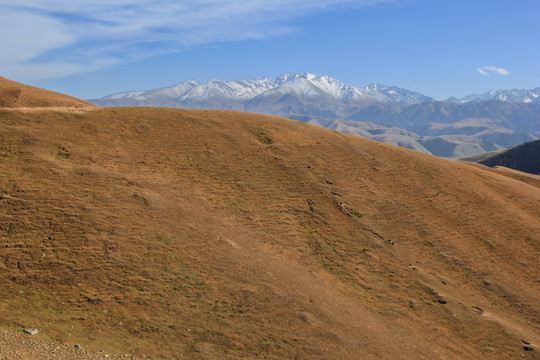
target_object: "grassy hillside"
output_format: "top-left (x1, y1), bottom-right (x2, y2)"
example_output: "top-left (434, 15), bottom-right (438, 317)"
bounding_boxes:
top-left (0, 76), bottom-right (95, 109)
top-left (460, 148), bottom-right (507, 162)
top-left (0, 81), bottom-right (539, 359)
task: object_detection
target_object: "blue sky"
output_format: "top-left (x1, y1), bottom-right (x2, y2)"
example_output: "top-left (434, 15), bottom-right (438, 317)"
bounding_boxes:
top-left (1, 0), bottom-right (539, 100)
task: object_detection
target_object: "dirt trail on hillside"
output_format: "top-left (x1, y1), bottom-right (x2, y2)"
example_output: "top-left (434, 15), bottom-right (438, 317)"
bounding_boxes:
top-left (0, 106), bottom-right (98, 113)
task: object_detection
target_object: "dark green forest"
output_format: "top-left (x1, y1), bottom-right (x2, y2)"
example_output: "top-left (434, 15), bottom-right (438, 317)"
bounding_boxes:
top-left (479, 139), bottom-right (540, 175)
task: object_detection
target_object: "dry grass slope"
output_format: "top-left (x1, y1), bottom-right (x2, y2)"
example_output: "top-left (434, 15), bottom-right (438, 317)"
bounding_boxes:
top-left (0, 76), bottom-right (96, 110)
top-left (0, 79), bottom-right (539, 359)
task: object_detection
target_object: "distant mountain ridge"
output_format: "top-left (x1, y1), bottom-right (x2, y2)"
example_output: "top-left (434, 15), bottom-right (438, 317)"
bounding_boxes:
top-left (89, 74), bottom-right (540, 158)
top-left (93, 73), bottom-right (539, 107)
top-left (94, 73), bottom-right (434, 109)
top-left (446, 88), bottom-right (540, 104)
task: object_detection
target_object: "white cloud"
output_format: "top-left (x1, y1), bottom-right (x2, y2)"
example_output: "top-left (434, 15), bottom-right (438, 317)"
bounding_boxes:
top-left (0, 10), bottom-right (74, 69)
top-left (477, 65), bottom-right (510, 76)
top-left (0, 0), bottom-right (395, 80)
top-left (477, 68), bottom-right (489, 76)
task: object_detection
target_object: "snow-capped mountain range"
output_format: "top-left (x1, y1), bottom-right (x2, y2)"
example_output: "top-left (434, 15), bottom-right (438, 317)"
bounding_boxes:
top-left (91, 73), bottom-right (433, 110)
top-left (446, 88), bottom-right (540, 104)
top-left (92, 73), bottom-right (539, 108)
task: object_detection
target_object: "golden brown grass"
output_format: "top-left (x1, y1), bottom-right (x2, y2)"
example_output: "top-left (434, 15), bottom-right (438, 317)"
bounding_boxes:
top-left (0, 76), bottom-right (97, 109)
top-left (0, 79), bottom-right (539, 359)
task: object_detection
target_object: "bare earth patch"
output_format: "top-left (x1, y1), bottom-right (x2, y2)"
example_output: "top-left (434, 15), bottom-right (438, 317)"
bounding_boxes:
top-left (0, 106), bottom-right (98, 113)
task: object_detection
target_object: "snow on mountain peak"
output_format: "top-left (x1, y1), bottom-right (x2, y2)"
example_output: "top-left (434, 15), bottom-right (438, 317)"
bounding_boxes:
top-left (95, 73), bottom-right (538, 109)
top-left (364, 83), bottom-right (434, 105)
top-left (447, 87), bottom-right (540, 104)
top-left (96, 73), bottom-right (437, 109)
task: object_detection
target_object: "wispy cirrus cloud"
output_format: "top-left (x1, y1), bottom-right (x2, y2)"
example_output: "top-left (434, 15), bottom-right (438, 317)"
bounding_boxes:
top-left (477, 65), bottom-right (510, 76)
top-left (0, 0), bottom-right (395, 80)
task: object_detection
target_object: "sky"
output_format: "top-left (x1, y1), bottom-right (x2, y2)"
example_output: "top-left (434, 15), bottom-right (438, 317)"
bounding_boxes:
top-left (1, 0), bottom-right (539, 100)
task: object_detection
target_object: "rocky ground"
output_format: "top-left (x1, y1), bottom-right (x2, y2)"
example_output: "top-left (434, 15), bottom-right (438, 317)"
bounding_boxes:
top-left (0, 329), bottom-right (146, 360)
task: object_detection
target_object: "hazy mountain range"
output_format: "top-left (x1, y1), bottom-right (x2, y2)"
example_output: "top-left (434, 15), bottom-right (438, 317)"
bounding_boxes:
top-left (89, 73), bottom-right (540, 158)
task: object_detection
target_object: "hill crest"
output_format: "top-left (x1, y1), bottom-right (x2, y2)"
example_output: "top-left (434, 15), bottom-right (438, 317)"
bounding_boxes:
top-left (0, 76), bottom-right (97, 110)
